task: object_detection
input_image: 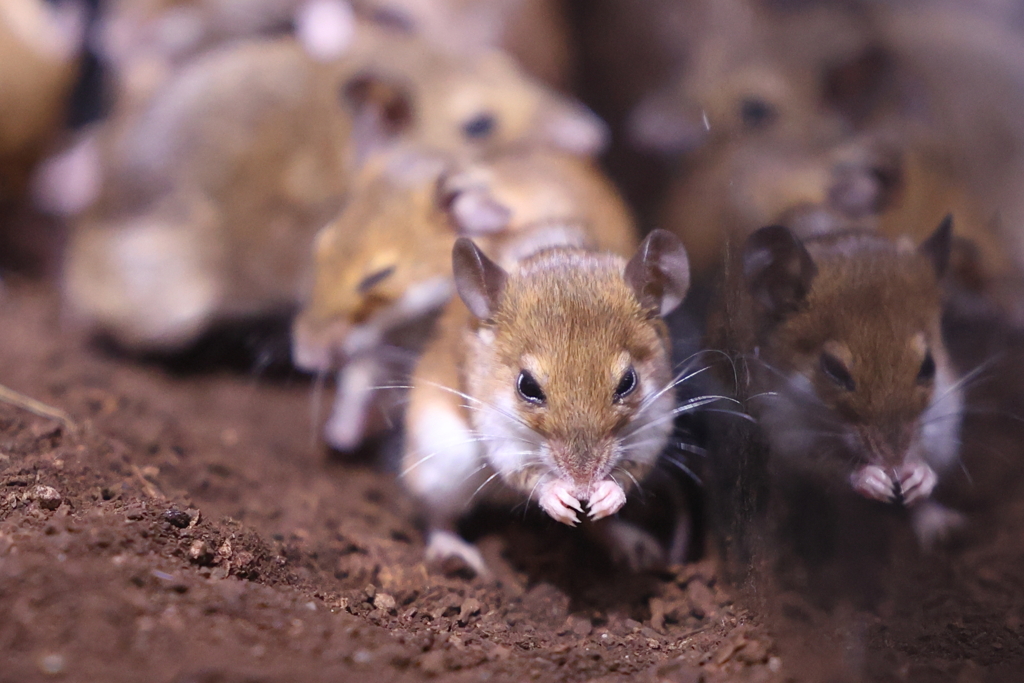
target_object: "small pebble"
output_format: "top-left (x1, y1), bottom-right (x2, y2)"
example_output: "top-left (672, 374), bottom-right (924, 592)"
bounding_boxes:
top-left (162, 509), bottom-right (191, 529)
top-left (31, 485), bottom-right (62, 511)
top-left (38, 653), bottom-right (65, 675)
top-left (373, 593), bottom-right (397, 612)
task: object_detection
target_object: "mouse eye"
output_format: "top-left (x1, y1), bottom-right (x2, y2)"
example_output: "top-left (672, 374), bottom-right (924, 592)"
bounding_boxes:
top-left (917, 351), bottom-right (936, 384)
top-left (613, 367), bottom-right (638, 402)
top-left (820, 352), bottom-right (856, 391)
top-left (739, 97), bottom-right (777, 130)
top-left (516, 370), bottom-right (546, 405)
top-left (357, 265), bottom-right (396, 293)
top-left (462, 112), bottom-right (497, 139)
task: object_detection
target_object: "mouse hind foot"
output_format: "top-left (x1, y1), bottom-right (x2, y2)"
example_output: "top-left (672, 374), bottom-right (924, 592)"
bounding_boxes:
top-left (426, 529), bottom-right (490, 579)
top-left (911, 500), bottom-right (966, 549)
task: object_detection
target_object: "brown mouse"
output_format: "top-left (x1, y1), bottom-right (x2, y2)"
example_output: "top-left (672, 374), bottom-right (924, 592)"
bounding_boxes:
top-left (709, 218), bottom-right (965, 544)
top-left (292, 146), bottom-right (638, 450)
top-left (401, 229), bottom-right (691, 575)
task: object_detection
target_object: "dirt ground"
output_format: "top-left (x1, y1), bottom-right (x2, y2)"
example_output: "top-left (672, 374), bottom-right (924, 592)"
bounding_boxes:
top-left (2, 280), bottom-right (1024, 683)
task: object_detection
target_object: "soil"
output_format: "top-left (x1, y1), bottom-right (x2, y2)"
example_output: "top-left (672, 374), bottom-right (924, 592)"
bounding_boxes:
top-left (2, 281), bottom-right (1024, 683)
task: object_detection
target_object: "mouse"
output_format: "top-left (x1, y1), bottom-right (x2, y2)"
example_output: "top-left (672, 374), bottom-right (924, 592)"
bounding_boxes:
top-left (59, 19), bottom-right (607, 352)
top-left (708, 217), bottom-right (964, 545)
top-left (292, 146), bottom-right (639, 450)
top-left (400, 228), bottom-right (691, 576)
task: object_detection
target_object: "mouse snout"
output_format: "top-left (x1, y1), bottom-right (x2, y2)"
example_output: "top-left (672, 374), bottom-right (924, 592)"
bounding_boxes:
top-left (291, 316), bottom-right (351, 372)
top-left (548, 434), bottom-right (616, 498)
top-left (855, 422), bottom-right (916, 469)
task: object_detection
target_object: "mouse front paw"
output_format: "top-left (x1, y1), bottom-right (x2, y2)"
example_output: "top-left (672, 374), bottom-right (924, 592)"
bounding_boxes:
top-left (538, 479), bottom-right (583, 526)
top-left (897, 462), bottom-right (938, 506)
top-left (850, 465), bottom-right (896, 503)
top-left (587, 480), bottom-right (627, 521)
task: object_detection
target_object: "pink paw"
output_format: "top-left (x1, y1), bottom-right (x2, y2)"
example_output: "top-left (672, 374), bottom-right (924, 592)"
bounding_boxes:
top-left (587, 480), bottom-right (627, 521)
top-left (897, 462), bottom-right (937, 506)
top-left (538, 479), bottom-right (583, 526)
top-left (850, 465), bottom-right (896, 503)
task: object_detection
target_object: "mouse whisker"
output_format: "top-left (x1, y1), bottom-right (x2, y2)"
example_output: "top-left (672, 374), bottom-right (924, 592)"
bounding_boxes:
top-left (656, 456), bottom-right (702, 485)
top-left (400, 434), bottom-right (508, 477)
top-left (418, 379), bottom-right (539, 436)
top-left (670, 440), bottom-right (707, 457)
top-left (673, 348), bottom-right (739, 394)
top-left (519, 473), bottom-right (552, 520)
top-left (701, 407), bottom-right (758, 423)
top-left (611, 466), bottom-right (642, 496)
top-left (638, 364), bottom-right (714, 416)
top-left (931, 356), bottom-right (1000, 407)
top-left (468, 470), bottom-right (506, 504)
top-left (626, 394), bottom-right (744, 440)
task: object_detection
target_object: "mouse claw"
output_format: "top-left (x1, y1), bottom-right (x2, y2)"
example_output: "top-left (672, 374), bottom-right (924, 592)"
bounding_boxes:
top-left (850, 465), bottom-right (897, 503)
top-left (587, 480), bottom-right (627, 521)
top-left (538, 479), bottom-right (582, 526)
top-left (898, 462), bottom-right (938, 506)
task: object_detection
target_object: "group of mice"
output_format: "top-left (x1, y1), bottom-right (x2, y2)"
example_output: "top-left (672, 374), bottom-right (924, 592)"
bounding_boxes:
top-left (2, 0), bottom-right (1023, 577)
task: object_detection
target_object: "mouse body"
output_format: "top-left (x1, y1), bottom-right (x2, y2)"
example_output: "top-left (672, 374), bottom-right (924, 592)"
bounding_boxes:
top-left (709, 219), bottom-right (964, 544)
top-left (60, 21), bottom-right (607, 351)
top-left (292, 147), bottom-right (637, 450)
top-left (401, 229), bottom-right (691, 575)
top-left (660, 131), bottom-right (1010, 294)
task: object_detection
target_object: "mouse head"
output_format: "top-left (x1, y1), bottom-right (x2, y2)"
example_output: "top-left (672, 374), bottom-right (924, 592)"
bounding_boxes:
top-left (629, 2), bottom-right (889, 155)
top-left (291, 159), bottom-right (458, 372)
top-left (339, 29), bottom-right (607, 158)
top-left (743, 217), bottom-right (959, 504)
top-left (454, 230), bottom-right (690, 511)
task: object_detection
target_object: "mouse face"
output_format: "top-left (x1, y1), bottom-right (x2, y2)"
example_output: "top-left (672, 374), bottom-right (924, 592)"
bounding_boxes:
top-left (291, 156), bottom-right (456, 371)
top-left (453, 230), bottom-right (690, 524)
top-left (741, 219), bottom-right (961, 506)
top-left (629, 2), bottom-right (884, 155)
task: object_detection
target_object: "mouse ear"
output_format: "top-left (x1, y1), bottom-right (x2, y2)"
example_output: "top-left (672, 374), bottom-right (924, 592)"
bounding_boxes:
top-left (452, 238), bottom-right (508, 320)
top-left (342, 72), bottom-right (414, 156)
top-left (437, 171), bottom-right (512, 236)
top-left (743, 225), bottom-right (818, 316)
top-left (624, 229), bottom-right (691, 317)
top-left (919, 214), bottom-right (953, 279)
